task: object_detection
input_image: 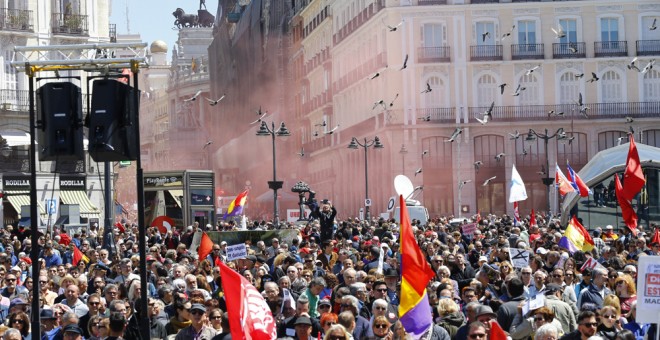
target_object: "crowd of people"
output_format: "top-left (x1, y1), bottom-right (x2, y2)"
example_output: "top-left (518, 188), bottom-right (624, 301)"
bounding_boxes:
top-left (0, 201), bottom-right (658, 340)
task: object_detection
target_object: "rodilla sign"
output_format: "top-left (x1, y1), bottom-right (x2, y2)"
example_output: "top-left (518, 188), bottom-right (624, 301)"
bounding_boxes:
top-left (636, 256), bottom-right (660, 323)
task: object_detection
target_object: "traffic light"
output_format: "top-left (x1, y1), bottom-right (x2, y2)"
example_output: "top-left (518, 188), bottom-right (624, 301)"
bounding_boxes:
top-left (87, 79), bottom-right (139, 162)
top-left (36, 82), bottom-right (84, 161)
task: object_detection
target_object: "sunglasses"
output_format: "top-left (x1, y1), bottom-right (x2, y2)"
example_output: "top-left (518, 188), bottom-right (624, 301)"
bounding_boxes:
top-left (581, 322), bottom-right (598, 328)
top-left (191, 310), bottom-right (205, 316)
top-left (325, 322), bottom-right (336, 326)
top-left (211, 316), bottom-right (222, 320)
top-left (374, 324), bottom-right (389, 329)
top-left (603, 314), bottom-right (616, 319)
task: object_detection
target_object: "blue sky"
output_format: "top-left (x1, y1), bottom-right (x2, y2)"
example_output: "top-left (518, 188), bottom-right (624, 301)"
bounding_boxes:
top-left (109, 0), bottom-right (219, 58)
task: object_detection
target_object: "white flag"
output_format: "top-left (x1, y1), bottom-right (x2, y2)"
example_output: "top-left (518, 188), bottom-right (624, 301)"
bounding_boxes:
top-left (376, 246), bottom-right (385, 275)
top-left (509, 164), bottom-right (528, 202)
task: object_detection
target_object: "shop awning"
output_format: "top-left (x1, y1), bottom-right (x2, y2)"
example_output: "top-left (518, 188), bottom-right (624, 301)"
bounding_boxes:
top-left (167, 190), bottom-right (184, 207)
top-left (59, 190), bottom-right (101, 217)
top-left (4, 191), bottom-right (46, 217)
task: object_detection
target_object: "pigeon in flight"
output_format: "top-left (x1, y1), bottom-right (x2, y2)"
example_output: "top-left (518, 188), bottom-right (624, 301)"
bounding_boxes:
top-left (184, 90), bottom-right (202, 102)
top-left (249, 111), bottom-right (269, 125)
top-left (369, 70), bottom-right (383, 80)
top-left (384, 19), bottom-right (404, 32)
top-left (548, 110), bottom-right (564, 117)
top-left (373, 100), bottom-right (387, 111)
top-left (482, 31), bottom-right (490, 42)
top-left (576, 93), bottom-right (589, 118)
top-left (509, 130), bottom-right (520, 140)
top-left (525, 65), bottom-right (541, 76)
top-left (568, 43), bottom-right (579, 54)
top-left (495, 153), bottom-right (505, 162)
top-left (625, 116), bottom-right (634, 123)
top-left (537, 165), bottom-right (546, 176)
top-left (501, 25), bottom-right (515, 41)
top-left (414, 168), bottom-right (423, 176)
top-left (474, 161), bottom-right (483, 172)
top-left (421, 82), bottom-right (432, 94)
top-left (522, 147), bottom-right (529, 157)
top-left (445, 128), bottom-right (463, 142)
top-left (459, 180), bottom-right (472, 190)
top-left (627, 57), bottom-right (641, 72)
top-left (205, 94), bottom-right (226, 106)
top-left (574, 73), bottom-right (584, 78)
top-left (422, 150), bottom-right (429, 158)
top-left (324, 125), bottom-right (339, 135)
top-left (202, 140), bottom-right (213, 149)
top-left (641, 59), bottom-right (656, 74)
top-left (418, 115), bottom-right (431, 122)
top-left (482, 176), bottom-right (497, 186)
top-left (297, 147), bottom-right (305, 157)
top-left (616, 136), bottom-right (629, 146)
top-left (551, 25), bottom-right (566, 39)
top-left (587, 72), bottom-right (599, 83)
top-left (315, 120), bottom-right (327, 127)
top-left (475, 113), bottom-right (490, 125)
top-left (313, 131), bottom-right (319, 137)
top-left (389, 93), bottom-right (399, 107)
top-left (498, 83), bottom-right (507, 95)
top-left (512, 84), bottom-right (526, 96)
top-left (650, 18), bottom-right (657, 31)
top-left (400, 54), bottom-right (409, 70)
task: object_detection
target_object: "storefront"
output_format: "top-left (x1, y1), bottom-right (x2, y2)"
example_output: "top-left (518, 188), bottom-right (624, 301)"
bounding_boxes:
top-left (144, 170), bottom-right (215, 229)
top-left (58, 175), bottom-right (101, 226)
top-left (1, 175), bottom-right (46, 227)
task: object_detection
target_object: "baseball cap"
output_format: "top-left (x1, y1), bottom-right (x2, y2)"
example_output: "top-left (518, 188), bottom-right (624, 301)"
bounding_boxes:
top-left (190, 303), bottom-right (207, 313)
top-left (318, 298), bottom-right (332, 307)
top-left (295, 316), bottom-right (312, 326)
top-left (63, 324), bottom-right (84, 335)
top-left (40, 309), bottom-right (56, 320)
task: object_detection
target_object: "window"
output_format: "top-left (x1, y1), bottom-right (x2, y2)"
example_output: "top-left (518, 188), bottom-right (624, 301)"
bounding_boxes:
top-left (600, 70), bottom-right (622, 103)
top-left (422, 23), bottom-right (444, 48)
top-left (424, 76), bottom-right (443, 107)
top-left (600, 18), bottom-right (619, 42)
top-left (476, 22), bottom-right (495, 45)
top-left (517, 20), bottom-right (536, 45)
top-left (559, 19), bottom-right (578, 43)
top-left (643, 69), bottom-right (660, 102)
top-left (559, 72), bottom-right (580, 104)
top-left (517, 74), bottom-right (539, 106)
top-left (476, 74), bottom-right (497, 107)
top-left (598, 131), bottom-right (627, 151)
top-left (3, 50), bottom-right (17, 92)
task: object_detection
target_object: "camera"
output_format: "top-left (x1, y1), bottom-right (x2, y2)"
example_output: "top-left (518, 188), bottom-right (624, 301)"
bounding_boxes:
top-left (322, 199), bottom-right (329, 204)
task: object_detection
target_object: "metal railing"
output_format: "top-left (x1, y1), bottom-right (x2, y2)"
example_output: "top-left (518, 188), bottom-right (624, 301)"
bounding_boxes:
top-left (552, 42), bottom-right (586, 59)
top-left (417, 46), bottom-right (451, 63)
top-left (511, 44), bottom-right (545, 60)
top-left (418, 107), bottom-right (455, 123)
top-left (470, 45), bottom-right (503, 61)
top-left (0, 8), bottom-right (33, 32)
top-left (109, 23), bottom-right (117, 42)
top-left (594, 41), bottom-right (628, 57)
top-left (51, 13), bottom-right (88, 35)
top-left (0, 89), bottom-right (30, 112)
top-left (636, 40), bottom-right (660, 56)
top-left (333, 0), bottom-right (384, 45)
top-left (418, 0), bottom-right (448, 5)
top-left (471, 0), bottom-right (499, 3)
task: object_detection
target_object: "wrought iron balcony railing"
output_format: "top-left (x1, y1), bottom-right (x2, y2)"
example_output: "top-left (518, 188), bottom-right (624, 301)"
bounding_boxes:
top-left (470, 45), bottom-right (503, 61)
top-left (109, 23), bottom-right (117, 42)
top-left (333, 0), bottom-right (384, 45)
top-left (417, 107), bottom-right (455, 123)
top-left (0, 8), bottom-right (34, 32)
top-left (418, 0), bottom-right (448, 5)
top-left (51, 13), bottom-right (88, 35)
top-left (594, 41), bottom-right (628, 58)
top-left (417, 46), bottom-right (451, 63)
top-left (511, 44), bottom-right (545, 60)
top-left (636, 40), bottom-right (660, 56)
top-left (553, 42), bottom-right (586, 59)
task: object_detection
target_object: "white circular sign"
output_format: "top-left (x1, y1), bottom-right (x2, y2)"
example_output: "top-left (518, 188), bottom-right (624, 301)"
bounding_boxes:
top-left (387, 197), bottom-right (396, 212)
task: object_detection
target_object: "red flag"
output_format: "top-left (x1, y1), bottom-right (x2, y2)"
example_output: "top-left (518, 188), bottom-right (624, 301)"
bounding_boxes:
top-left (489, 320), bottom-right (508, 340)
top-left (58, 233), bottom-right (71, 246)
top-left (614, 174), bottom-right (638, 235)
top-left (214, 256), bottom-right (222, 267)
top-left (198, 232), bottom-right (214, 262)
top-left (651, 228), bottom-right (660, 245)
top-left (72, 245), bottom-right (89, 266)
top-left (114, 222), bottom-right (125, 233)
top-left (476, 210), bottom-right (482, 224)
top-left (218, 261), bottom-right (276, 340)
top-left (530, 209), bottom-right (536, 227)
top-left (622, 134), bottom-right (645, 201)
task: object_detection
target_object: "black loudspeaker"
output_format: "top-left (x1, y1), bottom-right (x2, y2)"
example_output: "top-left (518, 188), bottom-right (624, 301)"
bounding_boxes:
top-left (87, 79), bottom-right (138, 162)
top-left (36, 82), bottom-right (84, 161)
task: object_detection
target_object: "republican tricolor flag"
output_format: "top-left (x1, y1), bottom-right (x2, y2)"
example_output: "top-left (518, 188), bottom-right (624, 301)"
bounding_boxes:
top-left (223, 190), bottom-right (249, 220)
top-left (567, 164), bottom-right (590, 197)
top-left (555, 163), bottom-right (575, 196)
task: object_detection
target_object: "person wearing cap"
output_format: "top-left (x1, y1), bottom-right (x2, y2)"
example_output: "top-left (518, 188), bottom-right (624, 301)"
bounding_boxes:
top-left (62, 324), bottom-right (84, 340)
top-left (544, 283), bottom-right (578, 332)
top-left (293, 313), bottom-right (315, 340)
top-left (602, 225), bottom-right (619, 243)
top-left (277, 295), bottom-right (322, 338)
top-left (175, 303), bottom-right (217, 340)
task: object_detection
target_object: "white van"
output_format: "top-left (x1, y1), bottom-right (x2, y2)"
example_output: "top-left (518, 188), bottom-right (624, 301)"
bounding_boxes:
top-left (393, 205), bottom-right (429, 226)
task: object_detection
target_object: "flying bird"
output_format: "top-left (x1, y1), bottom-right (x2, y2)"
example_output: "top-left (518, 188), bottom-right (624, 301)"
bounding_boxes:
top-left (476, 101), bottom-right (494, 125)
top-left (586, 72), bottom-right (599, 83)
top-left (551, 25), bottom-right (566, 39)
top-left (205, 94), bottom-right (226, 106)
top-left (459, 180), bottom-right (472, 190)
top-left (616, 136), bottom-right (629, 146)
top-left (297, 147), bottom-right (305, 157)
top-left (373, 100), bottom-right (387, 111)
top-left (627, 57), bottom-right (641, 72)
top-left (324, 125), bottom-right (339, 135)
top-left (369, 70), bottom-right (383, 80)
top-left (565, 136), bottom-right (576, 145)
top-left (249, 111), bottom-right (269, 125)
top-left (495, 153), bottom-right (505, 162)
top-left (418, 115), bottom-right (431, 122)
top-left (509, 130), bottom-right (520, 140)
top-left (255, 106), bottom-right (265, 115)
top-left (482, 31), bottom-right (490, 42)
top-left (568, 43), bottom-right (579, 54)
top-left (475, 113), bottom-right (490, 125)
top-left (548, 110), bottom-right (565, 117)
top-left (522, 147), bottom-right (529, 158)
top-left (400, 54), bottom-right (409, 70)
top-left (574, 73), bottom-right (584, 78)
top-left (202, 140), bottom-right (213, 149)
top-left (482, 176), bottom-right (497, 186)
top-left (525, 65), bottom-right (541, 76)
top-left (184, 90), bottom-right (202, 102)
top-left (384, 19), bottom-right (404, 32)
top-left (625, 116), bottom-right (634, 123)
top-left (641, 59), bottom-right (656, 74)
top-left (501, 25), bottom-right (515, 40)
top-left (474, 161), bottom-right (483, 172)
top-left (512, 84), bottom-right (526, 96)
top-left (498, 83), bottom-right (507, 95)
top-left (577, 92), bottom-right (585, 107)
top-left (315, 120), bottom-right (327, 127)
top-left (414, 168), bottom-right (423, 176)
top-left (422, 150), bottom-right (429, 158)
top-left (421, 82), bottom-right (432, 94)
top-left (537, 165), bottom-right (547, 176)
top-left (446, 128), bottom-right (463, 142)
top-left (389, 93), bottom-right (399, 107)
top-left (313, 131), bottom-right (319, 137)
top-left (650, 18), bottom-right (657, 31)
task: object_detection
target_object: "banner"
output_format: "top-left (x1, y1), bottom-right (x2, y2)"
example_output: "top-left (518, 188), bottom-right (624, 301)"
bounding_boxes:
top-left (226, 243), bottom-right (248, 261)
top-left (580, 257), bottom-right (606, 272)
top-left (509, 248), bottom-right (530, 268)
top-left (461, 223), bottom-right (478, 237)
top-left (636, 256), bottom-right (660, 323)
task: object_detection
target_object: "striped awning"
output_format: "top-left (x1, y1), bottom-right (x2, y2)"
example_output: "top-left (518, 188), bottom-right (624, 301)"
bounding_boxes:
top-left (59, 190), bottom-right (101, 217)
top-left (4, 191), bottom-right (46, 217)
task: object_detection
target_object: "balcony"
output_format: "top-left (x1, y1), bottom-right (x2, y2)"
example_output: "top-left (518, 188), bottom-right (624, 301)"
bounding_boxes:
top-left (418, 0), bottom-right (448, 4)
top-left (0, 89), bottom-right (30, 112)
top-left (333, 52), bottom-right (387, 93)
top-left (51, 13), bottom-right (88, 36)
top-left (467, 101), bottom-right (660, 123)
top-left (417, 107), bottom-right (455, 123)
top-left (333, 0), bottom-right (384, 45)
top-left (553, 42), bottom-right (586, 59)
top-left (636, 40), bottom-right (660, 56)
top-left (0, 8), bottom-right (34, 32)
top-left (417, 46), bottom-right (451, 63)
top-left (594, 41), bottom-right (628, 58)
top-left (109, 23), bottom-right (117, 42)
top-left (470, 45), bottom-right (503, 61)
top-left (471, 0), bottom-right (499, 3)
top-left (0, 149), bottom-right (30, 173)
top-left (511, 44), bottom-right (545, 60)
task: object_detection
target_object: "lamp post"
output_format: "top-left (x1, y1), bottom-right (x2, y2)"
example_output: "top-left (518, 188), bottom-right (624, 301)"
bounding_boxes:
top-left (348, 136), bottom-right (384, 221)
top-left (525, 128), bottom-right (566, 214)
top-left (256, 121), bottom-right (290, 225)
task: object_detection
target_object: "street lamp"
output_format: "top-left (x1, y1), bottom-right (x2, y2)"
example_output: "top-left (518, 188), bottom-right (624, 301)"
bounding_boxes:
top-left (256, 120), bottom-right (290, 225)
top-left (348, 136), bottom-right (384, 221)
top-left (525, 128), bottom-right (566, 214)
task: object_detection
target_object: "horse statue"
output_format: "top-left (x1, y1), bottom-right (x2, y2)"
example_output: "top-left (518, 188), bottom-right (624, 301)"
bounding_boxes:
top-left (172, 8), bottom-right (198, 28)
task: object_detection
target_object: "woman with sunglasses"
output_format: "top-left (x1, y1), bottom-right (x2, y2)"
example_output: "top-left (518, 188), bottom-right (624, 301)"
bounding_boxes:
top-left (510, 306), bottom-right (563, 339)
top-left (207, 308), bottom-right (224, 332)
top-left (320, 312), bottom-right (339, 336)
top-left (597, 305), bottom-right (623, 339)
top-left (368, 315), bottom-right (392, 340)
top-left (7, 312), bottom-right (30, 340)
top-left (614, 275), bottom-right (636, 320)
top-left (86, 315), bottom-right (103, 340)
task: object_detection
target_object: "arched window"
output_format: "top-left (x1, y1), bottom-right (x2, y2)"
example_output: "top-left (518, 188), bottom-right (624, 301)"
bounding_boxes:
top-left (556, 132), bottom-right (588, 170)
top-left (559, 72), bottom-right (580, 104)
top-left (421, 137), bottom-right (454, 215)
top-left (424, 76), bottom-right (444, 107)
top-left (474, 135), bottom-right (506, 215)
top-left (600, 70), bottom-right (622, 103)
top-left (477, 74), bottom-right (497, 107)
top-left (643, 129), bottom-right (660, 148)
top-left (643, 69), bottom-right (660, 102)
top-left (518, 73), bottom-right (539, 106)
top-left (598, 131), bottom-right (627, 151)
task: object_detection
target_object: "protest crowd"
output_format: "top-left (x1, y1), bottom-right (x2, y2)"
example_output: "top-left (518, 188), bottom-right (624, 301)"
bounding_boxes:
top-left (0, 198), bottom-right (658, 340)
